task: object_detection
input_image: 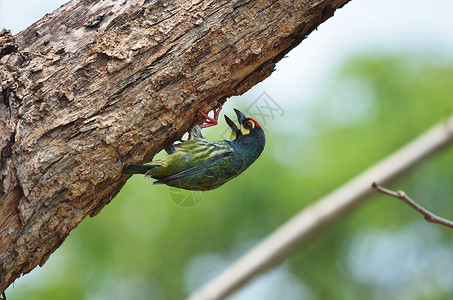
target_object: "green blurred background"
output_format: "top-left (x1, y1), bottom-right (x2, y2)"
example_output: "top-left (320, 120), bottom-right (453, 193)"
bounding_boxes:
top-left (3, 0), bottom-right (453, 299)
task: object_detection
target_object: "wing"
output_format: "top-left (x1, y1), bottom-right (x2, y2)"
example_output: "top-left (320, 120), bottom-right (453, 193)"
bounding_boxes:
top-left (175, 139), bottom-right (233, 165)
top-left (154, 151), bottom-right (235, 187)
top-left (145, 139), bottom-right (235, 180)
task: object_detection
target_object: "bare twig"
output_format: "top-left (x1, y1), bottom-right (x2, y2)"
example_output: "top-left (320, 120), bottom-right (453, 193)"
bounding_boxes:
top-left (372, 182), bottom-right (453, 229)
top-left (187, 115), bottom-right (453, 300)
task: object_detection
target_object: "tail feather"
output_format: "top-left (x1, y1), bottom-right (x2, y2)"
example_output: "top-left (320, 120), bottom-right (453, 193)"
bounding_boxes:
top-left (124, 164), bottom-right (155, 174)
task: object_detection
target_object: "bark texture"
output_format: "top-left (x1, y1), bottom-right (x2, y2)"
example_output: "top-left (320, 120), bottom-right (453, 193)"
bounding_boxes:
top-left (0, 0), bottom-right (350, 292)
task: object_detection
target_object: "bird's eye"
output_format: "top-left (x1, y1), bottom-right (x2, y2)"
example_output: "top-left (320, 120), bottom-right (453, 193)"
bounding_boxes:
top-left (244, 121), bottom-right (253, 130)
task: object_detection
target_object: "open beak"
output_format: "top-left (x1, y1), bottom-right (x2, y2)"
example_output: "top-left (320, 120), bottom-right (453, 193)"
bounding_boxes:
top-left (224, 115), bottom-right (239, 133)
top-left (225, 109), bottom-right (247, 138)
top-left (234, 108), bottom-right (246, 124)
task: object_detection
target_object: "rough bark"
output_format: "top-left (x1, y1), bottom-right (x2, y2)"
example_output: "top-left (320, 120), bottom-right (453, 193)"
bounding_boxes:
top-left (0, 0), bottom-right (350, 293)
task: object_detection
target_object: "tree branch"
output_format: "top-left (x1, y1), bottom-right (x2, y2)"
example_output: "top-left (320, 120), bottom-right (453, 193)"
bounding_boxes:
top-left (0, 0), bottom-right (351, 293)
top-left (188, 115), bottom-right (453, 300)
top-left (372, 182), bottom-right (453, 229)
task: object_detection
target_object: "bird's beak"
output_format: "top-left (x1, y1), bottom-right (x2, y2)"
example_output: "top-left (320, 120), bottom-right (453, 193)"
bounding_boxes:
top-left (225, 115), bottom-right (239, 133)
top-left (225, 109), bottom-right (247, 139)
top-left (234, 108), bottom-right (246, 124)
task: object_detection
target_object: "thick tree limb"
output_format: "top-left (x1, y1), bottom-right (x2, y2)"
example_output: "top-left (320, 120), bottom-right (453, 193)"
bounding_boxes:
top-left (0, 0), bottom-right (351, 293)
top-left (188, 115), bottom-right (453, 300)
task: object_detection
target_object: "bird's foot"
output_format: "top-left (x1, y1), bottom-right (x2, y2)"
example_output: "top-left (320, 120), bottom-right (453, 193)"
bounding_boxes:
top-left (169, 104), bottom-right (221, 151)
top-left (199, 103), bottom-right (222, 129)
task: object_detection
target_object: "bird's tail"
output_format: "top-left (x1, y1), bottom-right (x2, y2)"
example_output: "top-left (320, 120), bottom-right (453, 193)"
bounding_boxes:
top-left (123, 164), bottom-right (156, 174)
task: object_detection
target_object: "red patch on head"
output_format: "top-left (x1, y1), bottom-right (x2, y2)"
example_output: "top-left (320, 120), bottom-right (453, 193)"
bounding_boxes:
top-left (245, 117), bottom-right (262, 128)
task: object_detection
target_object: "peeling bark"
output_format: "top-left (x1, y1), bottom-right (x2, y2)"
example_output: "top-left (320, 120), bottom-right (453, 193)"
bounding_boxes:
top-left (0, 0), bottom-right (350, 292)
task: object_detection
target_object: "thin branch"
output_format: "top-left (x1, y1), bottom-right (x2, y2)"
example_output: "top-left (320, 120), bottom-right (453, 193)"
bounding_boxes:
top-left (187, 115), bottom-right (453, 300)
top-left (372, 182), bottom-right (453, 229)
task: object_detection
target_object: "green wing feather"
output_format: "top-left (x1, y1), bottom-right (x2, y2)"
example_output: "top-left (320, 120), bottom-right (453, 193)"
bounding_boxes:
top-left (145, 140), bottom-right (230, 176)
top-left (154, 151), bottom-right (235, 189)
top-left (140, 139), bottom-right (241, 190)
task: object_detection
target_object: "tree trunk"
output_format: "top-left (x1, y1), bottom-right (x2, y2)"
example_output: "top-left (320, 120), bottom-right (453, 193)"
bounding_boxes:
top-left (0, 0), bottom-right (350, 293)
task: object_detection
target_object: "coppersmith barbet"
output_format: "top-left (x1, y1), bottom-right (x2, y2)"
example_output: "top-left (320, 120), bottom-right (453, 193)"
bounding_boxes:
top-left (124, 108), bottom-right (265, 191)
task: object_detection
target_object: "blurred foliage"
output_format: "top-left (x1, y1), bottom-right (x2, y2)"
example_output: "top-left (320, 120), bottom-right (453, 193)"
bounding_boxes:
top-left (7, 54), bottom-right (453, 300)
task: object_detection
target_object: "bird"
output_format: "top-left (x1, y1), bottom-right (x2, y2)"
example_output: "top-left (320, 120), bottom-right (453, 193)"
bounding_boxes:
top-left (123, 107), bottom-right (265, 191)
